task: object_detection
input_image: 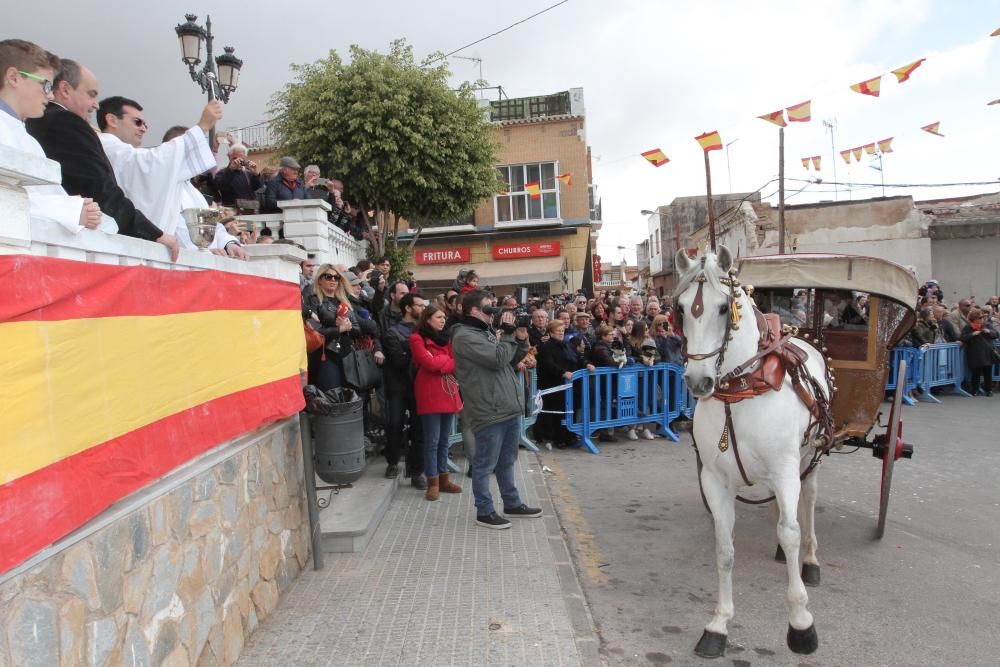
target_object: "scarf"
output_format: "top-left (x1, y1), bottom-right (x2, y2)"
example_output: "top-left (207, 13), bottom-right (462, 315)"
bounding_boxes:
top-left (459, 314), bottom-right (489, 331)
top-left (420, 327), bottom-right (451, 347)
top-left (971, 321), bottom-right (982, 331)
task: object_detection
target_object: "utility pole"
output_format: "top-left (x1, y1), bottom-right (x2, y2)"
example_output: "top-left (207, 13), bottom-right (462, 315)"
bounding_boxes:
top-left (778, 127), bottom-right (786, 254)
top-left (704, 152), bottom-right (717, 251)
top-left (823, 119), bottom-right (838, 200)
top-left (725, 138), bottom-right (739, 193)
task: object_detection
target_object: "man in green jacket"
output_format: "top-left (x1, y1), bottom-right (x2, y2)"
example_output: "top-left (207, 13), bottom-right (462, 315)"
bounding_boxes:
top-left (452, 290), bottom-right (542, 529)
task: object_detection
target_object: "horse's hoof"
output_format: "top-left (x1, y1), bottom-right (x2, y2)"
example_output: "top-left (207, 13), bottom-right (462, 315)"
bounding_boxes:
top-left (801, 563), bottom-right (821, 587)
top-left (694, 630), bottom-right (727, 658)
top-left (787, 623), bottom-right (818, 655)
top-left (774, 545), bottom-right (786, 563)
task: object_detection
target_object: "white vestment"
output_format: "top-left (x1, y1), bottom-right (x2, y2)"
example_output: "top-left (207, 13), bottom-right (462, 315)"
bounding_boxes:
top-left (0, 110), bottom-right (118, 234)
top-left (100, 127), bottom-right (215, 249)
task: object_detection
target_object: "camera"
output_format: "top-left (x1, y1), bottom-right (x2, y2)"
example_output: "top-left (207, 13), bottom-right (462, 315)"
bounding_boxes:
top-left (483, 306), bottom-right (531, 331)
top-left (238, 159), bottom-right (250, 168)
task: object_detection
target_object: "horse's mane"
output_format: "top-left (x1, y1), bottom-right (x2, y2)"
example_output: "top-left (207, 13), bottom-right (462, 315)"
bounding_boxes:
top-left (673, 253), bottom-right (727, 301)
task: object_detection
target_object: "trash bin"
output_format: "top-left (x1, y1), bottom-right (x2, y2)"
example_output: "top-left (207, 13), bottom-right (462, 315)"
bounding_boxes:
top-left (311, 393), bottom-right (365, 484)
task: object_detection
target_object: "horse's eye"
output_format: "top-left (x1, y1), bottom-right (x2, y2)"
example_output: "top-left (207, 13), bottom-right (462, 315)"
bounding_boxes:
top-left (719, 303), bottom-right (729, 315)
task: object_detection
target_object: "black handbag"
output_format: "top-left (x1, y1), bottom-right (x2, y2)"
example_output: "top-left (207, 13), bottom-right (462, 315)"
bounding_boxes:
top-left (343, 347), bottom-right (382, 390)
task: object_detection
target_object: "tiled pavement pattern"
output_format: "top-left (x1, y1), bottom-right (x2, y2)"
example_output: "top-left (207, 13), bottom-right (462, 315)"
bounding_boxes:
top-left (237, 452), bottom-right (597, 667)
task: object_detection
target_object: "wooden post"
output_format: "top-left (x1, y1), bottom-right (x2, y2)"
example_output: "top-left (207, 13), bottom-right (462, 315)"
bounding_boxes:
top-left (778, 126), bottom-right (786, 254)
top-left (704, 151), bottom-right (717, 251)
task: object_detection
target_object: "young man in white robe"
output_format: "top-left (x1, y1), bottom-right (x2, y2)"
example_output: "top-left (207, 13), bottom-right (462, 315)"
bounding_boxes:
top-left (0, 39), bottom-right (101, 233)
top-left (97, 95), bottom-right (223, 251)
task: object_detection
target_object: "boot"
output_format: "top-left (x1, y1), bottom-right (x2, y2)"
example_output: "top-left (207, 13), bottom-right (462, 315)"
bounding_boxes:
top-left (439, 472), bottom-right (462, 494)
top-left (425, 476), bottom-right (440, 501)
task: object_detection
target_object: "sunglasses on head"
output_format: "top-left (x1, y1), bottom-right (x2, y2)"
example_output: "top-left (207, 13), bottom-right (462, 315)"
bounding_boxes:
top-left (320, 273), bottom-right (338, 281)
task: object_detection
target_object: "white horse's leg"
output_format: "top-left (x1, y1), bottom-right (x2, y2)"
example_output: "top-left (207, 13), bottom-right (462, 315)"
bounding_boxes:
top-left (694, 467), bottom-right (736, 659)
top-left (798, 468), bottom-right (820, 586)
top-left (773, 472), bottom-right (819, 654)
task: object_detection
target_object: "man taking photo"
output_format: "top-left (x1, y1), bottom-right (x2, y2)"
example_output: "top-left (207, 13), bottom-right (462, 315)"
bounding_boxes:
top-left (452, 290), bottom-right (541, 529)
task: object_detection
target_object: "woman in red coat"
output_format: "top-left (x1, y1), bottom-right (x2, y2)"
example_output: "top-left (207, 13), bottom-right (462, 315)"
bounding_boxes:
top-left (410, 305), bottom-right (464, 500)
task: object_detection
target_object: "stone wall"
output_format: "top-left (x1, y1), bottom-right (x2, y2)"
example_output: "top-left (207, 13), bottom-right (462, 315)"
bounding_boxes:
top-left (0, 419), bottom-right (310, 667)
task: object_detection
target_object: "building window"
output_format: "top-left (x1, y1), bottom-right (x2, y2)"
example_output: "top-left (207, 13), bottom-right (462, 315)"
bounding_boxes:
top-left (495, 162), bottom-right (560, 222)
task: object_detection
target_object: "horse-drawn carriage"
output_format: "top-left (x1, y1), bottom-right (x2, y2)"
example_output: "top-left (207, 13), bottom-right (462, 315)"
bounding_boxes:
top-left (673, 248), bottom-right (918, 658)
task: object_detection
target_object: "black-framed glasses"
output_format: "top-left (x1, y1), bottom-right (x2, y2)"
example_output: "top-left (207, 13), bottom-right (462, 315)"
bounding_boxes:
top-left (320, 273), bottom-right (338, 281)
top-left (17, 70), bottom-right (52, 94)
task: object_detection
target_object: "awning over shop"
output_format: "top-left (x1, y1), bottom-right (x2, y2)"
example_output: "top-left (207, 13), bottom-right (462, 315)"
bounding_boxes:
top-left (413, 256), bottom-right (567, 288)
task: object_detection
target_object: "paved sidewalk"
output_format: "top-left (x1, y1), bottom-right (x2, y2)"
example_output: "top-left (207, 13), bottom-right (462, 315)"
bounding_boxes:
top-left (238, 452), bottom-right (599, 667)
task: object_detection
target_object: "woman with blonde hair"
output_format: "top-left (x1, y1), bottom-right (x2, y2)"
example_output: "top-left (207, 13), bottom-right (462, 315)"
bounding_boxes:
top-left (304, 264), bottom-right (359, 390)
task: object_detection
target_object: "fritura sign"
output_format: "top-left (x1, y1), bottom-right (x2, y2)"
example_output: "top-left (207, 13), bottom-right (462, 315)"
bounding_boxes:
top-left (492, 241), bottom-right (561, 260)
top-left (415, 248), bottom-right (470, 265)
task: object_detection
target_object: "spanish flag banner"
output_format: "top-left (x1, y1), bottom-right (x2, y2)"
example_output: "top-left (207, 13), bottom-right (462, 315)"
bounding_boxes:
top-left (863, 143), bottom-right (877, 155)
top-left (877, 137), bottom-right (894, 153)
top-left (849, 76), bottom-right (882, 97)
top-left (811, 156), bottom-right (821, 171)
top-left (524, 182), bottom-right (542, 198)
top-left (694, 131), bottom-right (723, 152)
top-left (786, 100), bottom-right (812, 123)
top-left (0, 256), bottom-right (305, 575)
top-left (852, 147), bottom-right (863, 161)
top-left (641, 148), bottom-right (670, 167)
top-left (921, 122), bottom-right (944, 136)
top-left (557, 172), bottom-right (573, 187)
top-left (801, 157), bottom-right (811, 169)
top-left (757, 110), bottom-right (787, 127)
top-left (891, 58), bottom-right (926, 83)
top-left (840, 149), bottom-right (853, 164)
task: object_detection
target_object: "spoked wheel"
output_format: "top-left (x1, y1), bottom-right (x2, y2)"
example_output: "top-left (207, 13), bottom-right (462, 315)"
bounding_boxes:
top-left (876, 359), bottom-right (906, 539)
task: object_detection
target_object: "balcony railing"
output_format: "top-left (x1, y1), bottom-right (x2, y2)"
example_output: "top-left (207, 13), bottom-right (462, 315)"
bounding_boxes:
top-left (235, 123), bottom-right (280, 151)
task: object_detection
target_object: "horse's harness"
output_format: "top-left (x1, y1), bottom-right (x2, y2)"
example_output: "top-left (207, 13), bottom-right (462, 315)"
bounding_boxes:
top-left (680, 264), bottom-right (836, 496)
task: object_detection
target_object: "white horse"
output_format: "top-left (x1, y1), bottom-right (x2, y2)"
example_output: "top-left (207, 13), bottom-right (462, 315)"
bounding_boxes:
top-left (674, 246), bottom-right (832, 659)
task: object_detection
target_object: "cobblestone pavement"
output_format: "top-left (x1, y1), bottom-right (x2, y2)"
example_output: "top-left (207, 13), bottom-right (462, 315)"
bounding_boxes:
top-left (238, 451), bottom-right (598, 667)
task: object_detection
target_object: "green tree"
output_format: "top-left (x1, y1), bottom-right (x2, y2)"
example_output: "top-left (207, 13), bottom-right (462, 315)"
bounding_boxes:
top-left (270, 40), bottom-right (501, 260)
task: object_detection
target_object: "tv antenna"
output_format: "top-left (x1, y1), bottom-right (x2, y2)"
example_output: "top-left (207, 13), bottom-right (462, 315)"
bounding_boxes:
top-left (454, 55), bottom-right (484, 96)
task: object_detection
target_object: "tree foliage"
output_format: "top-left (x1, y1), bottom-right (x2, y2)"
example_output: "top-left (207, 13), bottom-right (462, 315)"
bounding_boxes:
top-left (270, 40), bottom-right (501, 255)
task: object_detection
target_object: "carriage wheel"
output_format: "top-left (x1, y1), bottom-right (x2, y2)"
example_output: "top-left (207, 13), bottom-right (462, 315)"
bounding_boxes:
top-left (876, 359), bottom-right (906, 539)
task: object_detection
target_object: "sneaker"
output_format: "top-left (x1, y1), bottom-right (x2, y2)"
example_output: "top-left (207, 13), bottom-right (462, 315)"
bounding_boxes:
top-left (626, 429), bottom-right (639, 441)
top-left (641, 428), bottom-right (656, 440)
top-left (476, 512), bottom-right (512, 530)
top-left (411, 473), bottom-right (427, 490)
top-left (503, 504), bottom-right (542, 518)
top-left (385, 464), bottom-right (400, 479)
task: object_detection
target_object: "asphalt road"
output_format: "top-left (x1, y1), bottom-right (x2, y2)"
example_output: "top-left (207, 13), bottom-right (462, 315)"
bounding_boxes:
top-left (539, 393), bottom-right (1000, 667)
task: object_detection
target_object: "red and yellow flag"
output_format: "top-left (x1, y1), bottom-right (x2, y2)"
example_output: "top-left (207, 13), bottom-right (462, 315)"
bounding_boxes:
top-left (863, 143), bottom-right (877, 155)
top-left (891, 58), bottom-right (926, 83)
top-left (921, 122), bottom-right (944, 136)
top-left (524, 182), bottom-right (542, 198)
top-left (801, 157), bottom-right (811, 169)
top-left (811, 156), bottom-right (821, 171)
top-left (694, 131), bottom-right (723, 152)
top-left (757, 110), bottom-right (787, 127)
top-left (641, 148), bottom-right (670, 167)
top-left (877, 137), bottom-right (894, 153)
top-left (851, 147), bottom-right (863, 161)
top-left (840, 149), bottom-right (853, 164)
top-left (0, 255), bottom-right (304, 576)
top-left (557, 172), bottom-right (572, 187)
top-left (786, 100), bottom-right (812, 123)
top-left (850, 76), bottom-right (882, 97)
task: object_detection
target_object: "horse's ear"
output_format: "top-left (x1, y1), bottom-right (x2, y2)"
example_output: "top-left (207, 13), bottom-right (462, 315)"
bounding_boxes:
top-left (717, 245), bottom-right (734, 274)
top-left (675, 248), bottom-right (694, 274)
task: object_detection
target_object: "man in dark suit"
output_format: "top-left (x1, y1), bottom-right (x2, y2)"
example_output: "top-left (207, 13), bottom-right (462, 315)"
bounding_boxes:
top-left (25, 59), bottom-right (178, 260)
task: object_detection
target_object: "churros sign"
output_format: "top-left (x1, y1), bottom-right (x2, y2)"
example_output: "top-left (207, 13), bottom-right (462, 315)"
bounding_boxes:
top-left (492, 242), bottom-right (560, 260)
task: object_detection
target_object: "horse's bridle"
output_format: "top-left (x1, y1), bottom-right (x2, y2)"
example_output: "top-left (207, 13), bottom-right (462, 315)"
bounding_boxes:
top-left (679, 267), bottom-right (744, 378)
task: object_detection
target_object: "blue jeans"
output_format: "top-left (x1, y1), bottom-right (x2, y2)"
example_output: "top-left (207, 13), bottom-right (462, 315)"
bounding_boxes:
top-left (421, 413), bottom-right (454, 477)
top-left (471, 416), bottom-right (522, 516)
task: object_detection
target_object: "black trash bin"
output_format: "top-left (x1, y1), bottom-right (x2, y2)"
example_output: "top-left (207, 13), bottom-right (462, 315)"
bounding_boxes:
top-left (311, 393), bottom-right (365, 484)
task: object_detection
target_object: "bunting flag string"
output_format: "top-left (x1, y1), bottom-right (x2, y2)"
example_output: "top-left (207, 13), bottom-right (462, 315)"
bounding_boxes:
top-left (786, 100), bottom-right (812, 122)
top-left (695, 131), bottom-right (723, 152)
top-left (812, 156), bottom-right (821, 171)
top-left (850, 76), bottom-right (883, 97)
top-left (640, 148), bottom-right (670, 167)
top-left (757, 110), bottom-right (787, 127)
top-left (801, 156), bottom-right (822, 171)
top-left (557, 172), bottom-right (573, 187)
top-left (852, 147), bottom-right (863, 161)
top-left (921, 122), bottom-right (944, 136)
top-left (840, 148), bottom-right (853, 164)
top-left (891, 58), bottom-right (926, 83)
top-left (863, 143), bottom-right (877, 155)
top-left (801, 157), bottom-right (810, 169)
top-left (525, 182), bottom-right (541, 198)
top-left (876, 137), bottom-right (894, 153)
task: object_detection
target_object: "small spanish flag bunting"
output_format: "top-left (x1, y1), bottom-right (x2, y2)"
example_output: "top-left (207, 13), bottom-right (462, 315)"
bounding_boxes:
top-left (851, 147), bottom-right (863, 161)
top-left (850, 76), bottom-right (882, 97)
top-left (757, 110), bottom-right (787, 127)
top-left (801, 156), bottom-right (821, 171)
top-left (840, 149), bottom-right (853, 164)
top-left (557, 172), bottom-right (572, 187)
top-left (877, 137), bottom-right (894, 153)
top-left (801, 157), bottom-right (810, 169)
top-left (891, 58), bottom-right (926, 83)
top-left (695, 131), bottom-right (723, 152)
top-left (786, 100), bottom-right (812, 123)
top-left (921, 122), bottom-right (944, 137)
top-left (811, 156), bottom-right (821, 171)
top-left (524, 182), bottom-right (541, 198)
top-left (641, 148), bottom-right (670, 167)
top-left (863, 143), bottom-right (877, 155)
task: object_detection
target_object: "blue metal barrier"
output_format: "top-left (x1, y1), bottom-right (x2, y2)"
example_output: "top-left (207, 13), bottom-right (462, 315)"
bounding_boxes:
top-left (563, 363), bottom-right (686, 453)
top-left (886, 346), bottom-right (921, 406)
top-left (518, 369), bottom-right (540, 451)
top-left (913, 342), bottom-right (971, 403)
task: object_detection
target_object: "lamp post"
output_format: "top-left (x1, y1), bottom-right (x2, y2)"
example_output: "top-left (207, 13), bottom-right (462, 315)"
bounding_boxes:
top-left (174, 13), bottom-right (243, 147)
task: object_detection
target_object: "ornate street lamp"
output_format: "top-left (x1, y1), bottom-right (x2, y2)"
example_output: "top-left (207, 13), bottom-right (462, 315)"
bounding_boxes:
top-left (174, 14), bottom-right (242, 144)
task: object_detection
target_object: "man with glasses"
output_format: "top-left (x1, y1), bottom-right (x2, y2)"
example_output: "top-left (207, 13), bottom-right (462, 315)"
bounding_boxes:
top-left (0, 39), bottom-right (103, 233)
top-left (96, 96), bottom-right (222, 252)
top-left (25, 59), bottom-right (179, 259)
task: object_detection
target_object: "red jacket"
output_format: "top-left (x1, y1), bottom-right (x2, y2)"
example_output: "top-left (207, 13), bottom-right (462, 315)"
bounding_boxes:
top-left (409, 333), bottom-right (463, 415)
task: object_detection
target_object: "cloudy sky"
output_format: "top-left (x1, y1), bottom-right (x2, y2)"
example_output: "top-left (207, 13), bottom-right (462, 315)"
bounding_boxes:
top-left (8, 0), bottom-right (998, 262)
